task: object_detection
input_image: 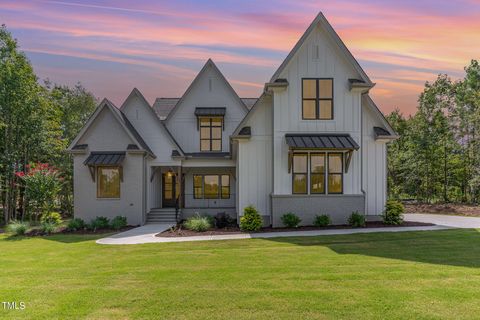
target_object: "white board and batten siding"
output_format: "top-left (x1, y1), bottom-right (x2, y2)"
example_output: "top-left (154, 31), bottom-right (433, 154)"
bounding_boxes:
top-left (362, 104), bottom-right (388, 216)
top-left (237, 95), bottom-right (273, 217)
top-left (272, 24), bottom-right (363, 196)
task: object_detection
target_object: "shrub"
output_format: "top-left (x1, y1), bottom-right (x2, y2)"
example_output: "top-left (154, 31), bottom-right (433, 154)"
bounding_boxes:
top-left (89, 216), bottom-right (110, 231)
top-left (383, 200), bottom-right (405, 225)
top-left (6, 220), bottom-right (29, 236)
top-left (313, 214), bottom-right (331, 227)
top-left (110, 216), bottom-right (128, 230)
top-left (41, 222), bottom-right (57, 234)
top-left (240, 205), bottom-right (262, 231)
top-left (281, 212), bottom-right (301, 228)
top-left (348, 211), bottom-right (365, 227)
top-left (40, 212), bottom-right (63, 226)
top-left (215, 212), bottom-right (236, 228)
top-left (67, 218), bottom-right (86, 231)
top-left (184, 214), bottom-right (211, 232)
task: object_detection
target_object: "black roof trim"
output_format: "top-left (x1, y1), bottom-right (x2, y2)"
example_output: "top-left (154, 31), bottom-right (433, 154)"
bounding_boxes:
top-left (374, 126), bottom-right (391, 136)
top-left (238, 126), bottom-right (251, 136)
top-left (72, 144), bottom-right (88, 150)
top-left (194, 107), bottom-right (226, 117)
top-left (184, 152), bottom-right (231, 159)
top-left (84, 152), bottom-right (126, 166)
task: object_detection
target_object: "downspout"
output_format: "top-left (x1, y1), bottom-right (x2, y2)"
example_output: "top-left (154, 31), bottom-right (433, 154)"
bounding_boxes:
top-left (360, 93), bottom-right (367, 219)
top-left (270, 92), bottom-right (275, 227)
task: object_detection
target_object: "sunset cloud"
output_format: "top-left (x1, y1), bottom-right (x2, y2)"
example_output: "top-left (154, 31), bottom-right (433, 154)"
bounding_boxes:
top-left (0, 0), bottom-right (478, 114)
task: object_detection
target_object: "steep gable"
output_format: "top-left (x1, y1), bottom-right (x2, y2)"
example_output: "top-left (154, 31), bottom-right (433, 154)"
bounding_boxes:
top-left (120, 88), bottom-right (184, 163)
top-left (165, 59), bottom-right (249, 153)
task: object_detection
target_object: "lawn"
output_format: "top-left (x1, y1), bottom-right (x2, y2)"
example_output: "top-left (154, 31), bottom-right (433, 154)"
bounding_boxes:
top-left (1, 229), bottom-right (480, 319)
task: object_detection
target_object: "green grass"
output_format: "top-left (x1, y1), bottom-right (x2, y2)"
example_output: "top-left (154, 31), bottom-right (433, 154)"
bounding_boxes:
top-left (1, 229), bottom-right (480, 319)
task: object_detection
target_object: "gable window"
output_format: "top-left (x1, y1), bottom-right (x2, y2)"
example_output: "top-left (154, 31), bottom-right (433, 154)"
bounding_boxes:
top-left (291, 152), bottom-right (344, 195)
top-left (302, 78), bottom-right (333, 120)
top-left (97, 166), bottom-right (120, 198)
top-left (200, 117), bottom-right (222, 151)
top-left (193, 174), bottom-right (230, 199)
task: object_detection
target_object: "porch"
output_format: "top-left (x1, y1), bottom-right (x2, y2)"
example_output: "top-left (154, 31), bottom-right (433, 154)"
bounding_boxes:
top-left (147, 165), bottom-right (236, 224)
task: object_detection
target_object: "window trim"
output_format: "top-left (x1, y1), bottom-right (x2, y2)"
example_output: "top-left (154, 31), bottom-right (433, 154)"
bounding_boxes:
top-left (96, 166), bottom-right (121, 199)
top-left (192, 174), bottom-right (231, 199)
top-left (292, 153), bottom-right (308, 194)
top-left (199, 117), bottom-right (223, 152)
top-left (301, 78), bottom-right (334, 120)
top-left (327, 152), bottom-right (344, 194)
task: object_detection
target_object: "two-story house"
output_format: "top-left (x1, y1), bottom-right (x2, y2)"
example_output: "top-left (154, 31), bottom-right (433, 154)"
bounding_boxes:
top-left (67, 12), bottom-right (397, 227)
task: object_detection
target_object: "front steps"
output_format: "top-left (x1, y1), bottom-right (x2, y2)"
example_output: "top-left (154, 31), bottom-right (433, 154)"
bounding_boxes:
top-left (146, 208), bottom-right (179, 224)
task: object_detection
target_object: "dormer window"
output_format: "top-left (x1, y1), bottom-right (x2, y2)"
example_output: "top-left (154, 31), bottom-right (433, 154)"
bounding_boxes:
top-left (200, 117), bottom-right (222, 151)
top-left (302, 78), bottom-right (333, 120)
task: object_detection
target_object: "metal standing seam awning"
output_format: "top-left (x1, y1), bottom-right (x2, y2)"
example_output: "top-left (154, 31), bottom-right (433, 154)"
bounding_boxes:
top-left (195, 107), bottom-right (226, 130)
top-left (83, 152), bottom-right (125, 181)
top-left (285, 134), bottom-right (360, 173)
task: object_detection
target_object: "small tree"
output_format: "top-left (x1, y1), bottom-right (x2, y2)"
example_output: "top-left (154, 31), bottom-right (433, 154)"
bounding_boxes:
top-left (16, 163), bottom-right (62, 221)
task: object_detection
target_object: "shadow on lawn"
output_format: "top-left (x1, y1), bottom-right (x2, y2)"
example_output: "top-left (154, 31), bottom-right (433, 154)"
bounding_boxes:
top-left (2, 233), bottom-right (110, 243)
top-left (265, 228), bottom-right (480, 268)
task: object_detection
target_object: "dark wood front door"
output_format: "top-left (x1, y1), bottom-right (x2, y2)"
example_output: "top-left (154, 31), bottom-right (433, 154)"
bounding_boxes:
top-left (162, 173), bottom-right (176, 208)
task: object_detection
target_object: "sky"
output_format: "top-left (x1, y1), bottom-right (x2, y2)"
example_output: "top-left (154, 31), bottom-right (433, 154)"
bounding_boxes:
top-left (1, 0), bottom-right (479, 115)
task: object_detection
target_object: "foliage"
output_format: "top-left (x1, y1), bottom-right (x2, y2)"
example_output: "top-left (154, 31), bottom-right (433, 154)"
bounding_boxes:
top-left (280, 212), bottom-right (301, 228)
top-left (67, 218), bottom-right (86, 231)
top-left (313, 214), bottom-right (331, 227)
top-left (40, 211), bottom-right (63, 226)
top-left (214, 212), bottom-right (236, 228)
top-left (110, 216), bottom-right (127, 230)
top-left (348, 211), bottom-right (365, 227)
top-left (383, 200), bottom-right (405, 225)
top-left (40, 222), bottom-right (57, 234)
top-left (184, 214), bottom-right (211, 232)
top-left (387, 60), bottom-right (480, 203)
top-left (5, 220), bottom-right (29, 235)
top-left (89, 216), bottom-right (110, 231)
top-left (240, 205), bottom-right (263, 231)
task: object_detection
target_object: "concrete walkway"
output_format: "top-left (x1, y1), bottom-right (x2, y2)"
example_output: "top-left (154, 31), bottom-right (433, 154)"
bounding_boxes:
top-left (96, 223), bottom-right (448, 245)
top-left (404, 213), bottom-right (480, 228)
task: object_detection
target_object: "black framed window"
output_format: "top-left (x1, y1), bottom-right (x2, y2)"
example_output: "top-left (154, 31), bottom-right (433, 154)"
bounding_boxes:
top-left (292, 153), bottom-right (308, 194)
top-left (310, 153), bottom-right (325, 194)
top-left (302, 78), bottom-right (333, 120)
top-left (200, 117), bottom-right (222, 151)
top-left (192, 174), bottom-right (230, 199)
top-left (328, 153), bottom-right (343, 194)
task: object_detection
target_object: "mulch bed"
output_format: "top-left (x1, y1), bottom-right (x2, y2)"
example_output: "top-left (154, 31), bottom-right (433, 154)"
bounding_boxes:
top-left (157, 221), bottom-right (433, 238)
top-left (405, 203), bottom-right (480, 217)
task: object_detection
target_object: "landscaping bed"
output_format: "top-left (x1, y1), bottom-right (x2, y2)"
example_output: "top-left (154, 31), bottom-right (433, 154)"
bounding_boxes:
top-left (405, 203), bottom-right (480, 217)
top-left (158, 220), bottom-right (433, 237)
top-left (24, 225), bottom-right (135, 237)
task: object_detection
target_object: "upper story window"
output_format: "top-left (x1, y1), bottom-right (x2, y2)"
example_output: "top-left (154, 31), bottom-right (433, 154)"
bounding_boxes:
top-left (200, 117), bottom-right (222, 151)
top-left (302, 78), bottom-right (333, 120)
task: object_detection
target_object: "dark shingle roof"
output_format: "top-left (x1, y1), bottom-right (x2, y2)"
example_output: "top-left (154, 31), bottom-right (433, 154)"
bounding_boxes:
top-left (72, 144), bottom-right (88, 150)
top-left (184, 152), bottom-right (230, 158)
top-left (84, 152), bottom-right (126, 166)
top-left (238, 126), bottom-right (251, 136)
top-left (285, 134), bottom-right (359, 150)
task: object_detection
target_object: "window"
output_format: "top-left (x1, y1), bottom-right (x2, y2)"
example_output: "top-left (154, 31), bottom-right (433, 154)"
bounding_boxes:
top-left (200, 117), bottom-right (222, 151)
top-left (328, 153), bottom-right (343, 194)
top-left (291, 152), bottom-right (344, 195)
top-left (292, 154), bottom-right (308, 194)
top-left (302, 78), bottom-right (333, 120)
top-left (97, 167), bottom-right (120, 198)
top-left (310, 153), bottom-right (325, 194)
top-left (193, 174), bottom-right (230, 199)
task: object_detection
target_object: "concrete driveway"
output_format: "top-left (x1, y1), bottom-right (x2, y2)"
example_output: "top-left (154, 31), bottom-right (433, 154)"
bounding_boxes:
top-left (404, 213), bottom-right (480, 228)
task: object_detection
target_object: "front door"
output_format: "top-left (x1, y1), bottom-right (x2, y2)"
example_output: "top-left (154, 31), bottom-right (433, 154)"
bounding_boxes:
top-left (162, 173), bottom-right (176, 208)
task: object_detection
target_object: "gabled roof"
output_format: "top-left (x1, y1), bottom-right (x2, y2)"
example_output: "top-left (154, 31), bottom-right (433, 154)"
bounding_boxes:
top-left (232, 93), bottom-right (269, 137)
top-left (67, 98), bottom-right (155, 157)
top-left (164, 59), bottom-right (249, 122)
top-left (119, 88), bottom-right (185, 156)
top-left (269, 12), bottom-right (373, 86)
top-left (362, 94), bottom-right (398, 137)
top-left (153, 97), bottom-right (257, 120)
